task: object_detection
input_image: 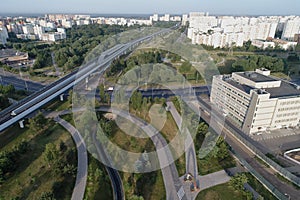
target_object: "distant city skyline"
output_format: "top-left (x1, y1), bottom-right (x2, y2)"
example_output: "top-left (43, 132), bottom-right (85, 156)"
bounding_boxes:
top-left (1, 0), bottom-right (300, 16)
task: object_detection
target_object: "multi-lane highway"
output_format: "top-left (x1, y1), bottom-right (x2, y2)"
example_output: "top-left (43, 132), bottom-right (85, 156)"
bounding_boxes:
top-left (0, 28), bottom-right (171, 133)
top-left (0, 74), bottom-right (43, 92)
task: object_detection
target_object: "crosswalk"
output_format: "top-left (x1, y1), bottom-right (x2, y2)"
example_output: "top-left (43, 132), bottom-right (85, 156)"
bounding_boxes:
top-left (251, 130), bottom-right (300, 141)
top-left (177, 186), bottom-right (185, 200)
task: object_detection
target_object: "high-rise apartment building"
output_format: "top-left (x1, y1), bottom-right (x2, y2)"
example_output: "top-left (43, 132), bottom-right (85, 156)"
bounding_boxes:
top-left (0, 26), bottom-right (9, 45)
top-left (282, 18), bottom-right (300, 41)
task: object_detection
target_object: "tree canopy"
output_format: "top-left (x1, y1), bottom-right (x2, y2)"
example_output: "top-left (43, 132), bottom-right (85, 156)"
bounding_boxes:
top-left (232, 55), bottom-right (284, 72)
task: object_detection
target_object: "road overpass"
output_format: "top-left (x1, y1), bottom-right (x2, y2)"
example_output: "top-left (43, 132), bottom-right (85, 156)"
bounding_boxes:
top-left (0, 28), bottom-right (170, 133)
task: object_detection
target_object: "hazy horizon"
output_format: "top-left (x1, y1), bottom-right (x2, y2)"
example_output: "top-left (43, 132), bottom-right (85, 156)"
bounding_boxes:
top-left (1, 0), bottom-right (299, 16)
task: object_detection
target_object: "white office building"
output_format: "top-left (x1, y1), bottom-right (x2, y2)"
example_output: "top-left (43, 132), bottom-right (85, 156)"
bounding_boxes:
top-left (211, 69), bottom-right (300, 134)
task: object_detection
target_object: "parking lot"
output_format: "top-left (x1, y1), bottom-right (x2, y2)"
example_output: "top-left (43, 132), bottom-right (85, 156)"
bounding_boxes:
top-left (250, 128), bottom-right (300, 154)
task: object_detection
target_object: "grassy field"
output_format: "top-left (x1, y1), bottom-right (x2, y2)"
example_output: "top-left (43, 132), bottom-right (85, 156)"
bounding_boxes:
top-left (42, 99), bottom-right (71, 111)
top-left (29, 74), bottom-right (58, 84)
top-left (109, 119), bottom-right (155, 153)
top-left (0, 120), bottom-right (76, 199)
top-left (195, 182), bottom-right (247, 200)
top-left (160, 112), bottom-right (178, 143)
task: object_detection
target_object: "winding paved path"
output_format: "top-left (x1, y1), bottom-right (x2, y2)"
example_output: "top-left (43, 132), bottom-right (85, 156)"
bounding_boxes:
top-left (166, 101), bottom-right (198, 177)
top-left (97, 107), bottom-right (187, 200)
top-left (166, 101), bottom-right (232, 200)
top-left (52, 115), bottom-right (88, 200)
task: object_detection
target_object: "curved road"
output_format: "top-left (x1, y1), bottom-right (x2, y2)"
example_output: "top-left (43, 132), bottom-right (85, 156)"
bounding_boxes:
top-left (195, 98), bottom-right (299, 199)
top-left (46, 109), bottom-right (125, 200)
top-left (96, 107), bottom-right (187, 200)
top-left (52, 115), bottom-right (88, 200)
top-left (92, 130), bottom-right (124, 200)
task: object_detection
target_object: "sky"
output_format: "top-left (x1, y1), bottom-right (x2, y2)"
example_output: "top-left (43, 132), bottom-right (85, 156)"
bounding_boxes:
top-left (0, 0), bottom-right (299, 16)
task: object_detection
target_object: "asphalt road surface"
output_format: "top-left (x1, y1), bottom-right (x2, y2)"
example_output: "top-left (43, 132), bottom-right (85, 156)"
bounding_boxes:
top-left (0, 73), bottom-right (44, 92)
top-left (197, 100), bottom-right (299, 200)
top-left (52, 116), bottom-right (88, 200)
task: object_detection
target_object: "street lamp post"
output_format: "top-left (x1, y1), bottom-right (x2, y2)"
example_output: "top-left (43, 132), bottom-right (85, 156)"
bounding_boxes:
top-left (284, 193), bottom-right (291, 200)
top-left (19, 66), bottom-right (28, 91)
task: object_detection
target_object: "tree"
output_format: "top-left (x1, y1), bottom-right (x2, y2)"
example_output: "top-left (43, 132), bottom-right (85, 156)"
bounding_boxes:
top-left (197, 122), bottom-right (208, 136)
top-left (62, 164), bottom-right (76, 177)
top-left (141, 97), bottom-right (148, 118)
top-left (0, 151), bottom-right (14, 176)
top-left (128, 195), bottom-right (144, 200)
top-left (0, 169), bottom-right (4, 184)
top-left (28, 112), bottom-right (48, 133)
top-left (94, 168), bottom-right (103, 183)
top-left (99, 119), bottom-right (113, 136)
top-left (217, 139), bottom-right (229, 160)
top-left (130, 91), bottom-right (143, 111)
top-left (99, 84), bottom-right (105, 103)
top-left (0, 95), bottom-right (10, 111)
top-left (59, 140), bottom-right (67, 152)
top-left (232, 55), bottom-right (284, 72)
top-left (44, 143), bottom-right (60, 167)
top-left (229, 173), bottom-right (248, 191)
top-left (68, 90), bottom-right (73, 105)
top-left (38, 191), bottom-right (56, 200)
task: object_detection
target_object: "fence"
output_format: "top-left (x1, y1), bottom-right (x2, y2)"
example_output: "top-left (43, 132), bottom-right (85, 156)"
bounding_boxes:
top-left (231, 149), bottom-right (289, 200)
top-left (224, 122), bottom-right (300, 188)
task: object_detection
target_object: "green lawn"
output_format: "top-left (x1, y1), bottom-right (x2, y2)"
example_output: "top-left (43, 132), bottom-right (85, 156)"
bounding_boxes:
top-left (105, 116), bottom-right (155, 153)
top-left (0, 120), bottom-right (76, 199)
top-left (195, 182), bottom-right (247, 200)
top-left (43, 99), bottom-right (71, 111)
top-left (160, 112), bottom-right (178, 143)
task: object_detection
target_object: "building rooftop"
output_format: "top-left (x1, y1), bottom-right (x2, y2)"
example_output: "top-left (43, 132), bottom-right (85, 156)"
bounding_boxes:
top-left (226, 79), bottom-right (254, 94)
top-left (224, 72), bottom-right (300, 98)
top-left (265, 81), bottom-right (300, 98)
top-left (236, 72), bottom-right (276, 83)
